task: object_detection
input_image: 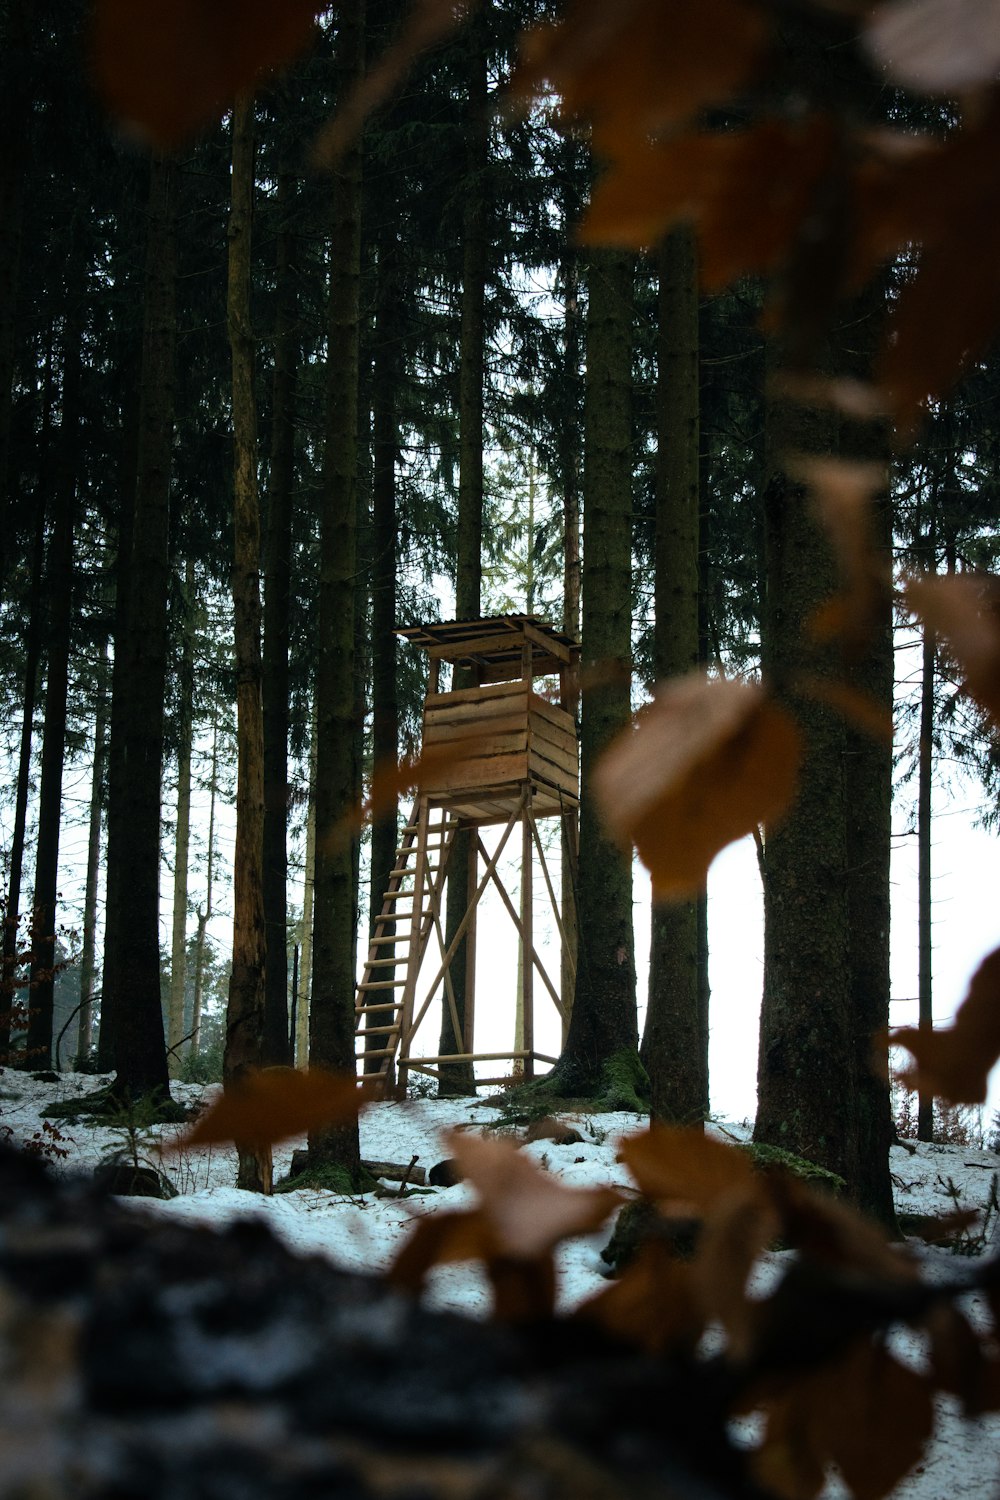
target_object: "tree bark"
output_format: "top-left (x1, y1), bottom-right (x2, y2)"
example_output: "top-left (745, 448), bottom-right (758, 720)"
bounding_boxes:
top-left (103, 151), bottom-right (176, 1102)
top-left (224, 94), bottom-right (270, 1194)
top-left (440, 1), bottom-right (488, 1096)
top-left (559, 239), bottom-right (582, 1043)
top-left (916, 617), bottom-right (935, 1142)
top-left (755, 347), bottom-right (855, 1188)
top-left (27, 303), bottom-right (82, 1068)
top-left (191, 714), bottom-right (219, 1059)
top-left (309, 4), bottom-right (365, 1181)
top-left (367, 213), bottom-right (401, 1076)
top-left (167, 557), bottom-right (195, 1077)
top-left (1, 486), bottom-right (45, 1060)
top-left (78, 637), bottom-right (110, 1066)
top-left (262, 159), bottom-right (298, 1069)
top-left (642, 227), bottom-right (704, 1125)
top-left (551, 249), bottom-right (638, 1096)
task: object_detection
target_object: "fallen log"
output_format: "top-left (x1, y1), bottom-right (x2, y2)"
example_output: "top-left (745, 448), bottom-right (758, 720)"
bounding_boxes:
top-left (0, 1143), bottom-right (771, 1500)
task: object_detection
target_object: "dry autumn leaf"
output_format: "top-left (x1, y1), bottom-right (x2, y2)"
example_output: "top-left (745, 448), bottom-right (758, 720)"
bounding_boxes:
top-left (577, 1241), bottom-right (705, 1355)
top-left (752, 1339), bottom-right (935, 1500)
top-left (693, 1184), bottom-right (781, 1359)
top-left (893, 944), bottom-right (1000, 1103)
top-left (593, 674), bottom-right (801, 898)
top-left (91, 0), bottom-right (321, 148)
top-left (788, 456), bottom-right (890, 657)
top-left (582, 119), bottom-right (838, 286)
top-left (445, 1129), bottom-right (622, 1259)
top-left (865, 0), bottom-right (1000, 93)
top-left (390, 1130), bottom-right (620, 1320)
top-left (177, 1066), bottom-right (375, 1151)
top-left (906, 570), bottom-right (1000, 725)
top-left (619, 1123), bottom-right (758, 1214)
top-left (515, 0), bottom-right (766, 150)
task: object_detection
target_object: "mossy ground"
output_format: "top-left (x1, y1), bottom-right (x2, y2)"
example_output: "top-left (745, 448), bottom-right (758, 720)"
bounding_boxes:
top-left (275, 1162), bottom-right (377, 1195)
top-left (43, 1086), bottom-right (190, 1126)
top-left (488, 1049), bottom-right (651, 1126)
top-left (739, 1141), bottom-right (846, 1195)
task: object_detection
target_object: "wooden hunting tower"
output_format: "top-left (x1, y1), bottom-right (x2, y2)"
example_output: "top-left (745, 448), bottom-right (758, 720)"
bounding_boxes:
top-left (354, 614), bottom-right (581, 1091)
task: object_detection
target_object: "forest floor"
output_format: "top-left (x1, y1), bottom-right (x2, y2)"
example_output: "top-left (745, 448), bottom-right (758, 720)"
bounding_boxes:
top-left (2, 1069), bottom-right (999, 1498)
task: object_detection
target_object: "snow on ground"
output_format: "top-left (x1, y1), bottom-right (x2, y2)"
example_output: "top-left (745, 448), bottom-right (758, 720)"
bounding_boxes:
top-left (2, 1068), bottom-right (999, 1497)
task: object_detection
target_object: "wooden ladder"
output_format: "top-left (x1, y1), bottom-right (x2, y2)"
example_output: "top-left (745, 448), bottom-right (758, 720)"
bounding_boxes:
top-left (354, 799), bottom-right (458, 1082)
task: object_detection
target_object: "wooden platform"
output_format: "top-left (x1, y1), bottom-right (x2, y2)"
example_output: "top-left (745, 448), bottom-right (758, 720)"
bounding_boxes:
top-left (421, 680), bottom-right (578, 821)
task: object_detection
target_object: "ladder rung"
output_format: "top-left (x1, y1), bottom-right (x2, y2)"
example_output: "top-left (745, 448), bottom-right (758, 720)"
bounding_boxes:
top-left (356, 1047), bottom-right (395, 1058)
top-left (370, 935), bottom-right (410, 946)
top-left (355, 1025), bottom-right (399, 1037)
top-left (365, 958), bottom-right (400, 968)
top-left (355, 1002), bottom-right (401, 1014)
top-left (357, 979), bottom-right (408, 991)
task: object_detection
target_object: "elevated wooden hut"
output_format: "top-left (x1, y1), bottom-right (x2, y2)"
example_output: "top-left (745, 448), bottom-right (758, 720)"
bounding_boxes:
top-left (354, 615), bottom-right (580, 1091)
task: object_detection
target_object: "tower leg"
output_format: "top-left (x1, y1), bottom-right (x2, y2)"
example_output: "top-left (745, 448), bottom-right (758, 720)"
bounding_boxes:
top-left (521, 808), bottom-right (534, 1079)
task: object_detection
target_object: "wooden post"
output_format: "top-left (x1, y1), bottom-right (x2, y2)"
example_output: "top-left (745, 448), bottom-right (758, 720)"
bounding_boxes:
top-left (397, 797), bottom-right (431, 1096)
top-left (560, 802), bottom-right (579, 1045)
top-left (521, 805), bottom-right (534, 1078)
top-left (463, 826), bottom-right (477, 1056)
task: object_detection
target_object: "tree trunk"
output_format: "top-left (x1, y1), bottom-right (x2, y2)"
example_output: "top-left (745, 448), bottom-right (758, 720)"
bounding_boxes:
top-left (916, 616), bottom-right (935, 1142)
top-left (642, 227), bottom-right (704, 1125)
top-left (27, 306), bottom-right (82, 1068)
top-left (309, 4), bottom-right (365, 1182)
top-left (0, 0), bottom-right (29, 597)
top-left (366, 213), bottom-right (400, 1076)
top-left (78, 637), bottom-right (110, 1066)
top-left (559, 239), bottom-right (583, 1043)
top-left (191, 714), bottom-right (219, 1059)
top-left (845, 479), bottom-right (898, 1226)
top-left (104, 152), bottom-right (176, 1103)
top-left (1, 490), bottom-right (45, 1060)
top-left (551, 249), bottom-right (638, 1096)
top-left (296, 723), bottom-right (318, 1067)
top-left (440, 2), bottom-right (488, 1096)
top-left (96, 183), bottom-right (143, 1077)
top-left (167, 557), bottom-right (195, 1077)
top-left (224, 94), bottom-right (270, 1194)
top-left (755, 349), bottom-right (856, 1187)
top-left (262, 159), bottom-right (298, 1069)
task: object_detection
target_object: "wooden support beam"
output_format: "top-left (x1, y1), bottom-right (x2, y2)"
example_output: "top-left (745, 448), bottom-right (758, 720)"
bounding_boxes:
top-left (521, 808), bottom-right (534, 1079)
top-left (475, 831), bottom-right (566, 1021)
top-left (399, 793), bottom-right (525, 1054)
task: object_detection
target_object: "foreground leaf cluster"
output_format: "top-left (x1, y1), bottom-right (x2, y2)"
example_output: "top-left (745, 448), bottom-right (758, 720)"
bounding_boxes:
top-left (184, 1076), bottom-right (1000, 1500)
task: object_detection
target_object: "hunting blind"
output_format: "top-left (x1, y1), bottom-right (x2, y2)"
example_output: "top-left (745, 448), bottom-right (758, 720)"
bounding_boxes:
top-left (354, 615), bottom-right (581, 1092)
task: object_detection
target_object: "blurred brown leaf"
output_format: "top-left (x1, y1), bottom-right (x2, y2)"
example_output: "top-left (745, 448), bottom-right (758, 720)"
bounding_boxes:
top-left (790, 456), bottom-right (890, 657)
top-left (577, 1241), bottom-right (705, 1354)
top-left (907, 570), bottom-right (1000, 725)
top-left (894, 944), bottom-right (1000, 1103)
top-left (391, 1131), bottom-right (620, 1320)
top-left (752, 1339), bottom-right (934, 1500)
top-left (693, 1184), bottom-right (779, 1358)
top-left (926, 1302), bottom-right (1000, 1414)
top-left (620, 1124), bottom-right (758, 1213)
top-left (178, 1067), bottom-right (375, 1150)
top-left (583, 120), bottom-right (838, 288)
top-left (594, 674), bottom-right (801, 898)
top-left (91, 0), bottom-right (320, 147)
top-left (865, 0), bottom-right (1000, 93)
top-left (795, 677), bottom-right (894, 741)
top-left (515, 0), bottom-right (766, 150)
